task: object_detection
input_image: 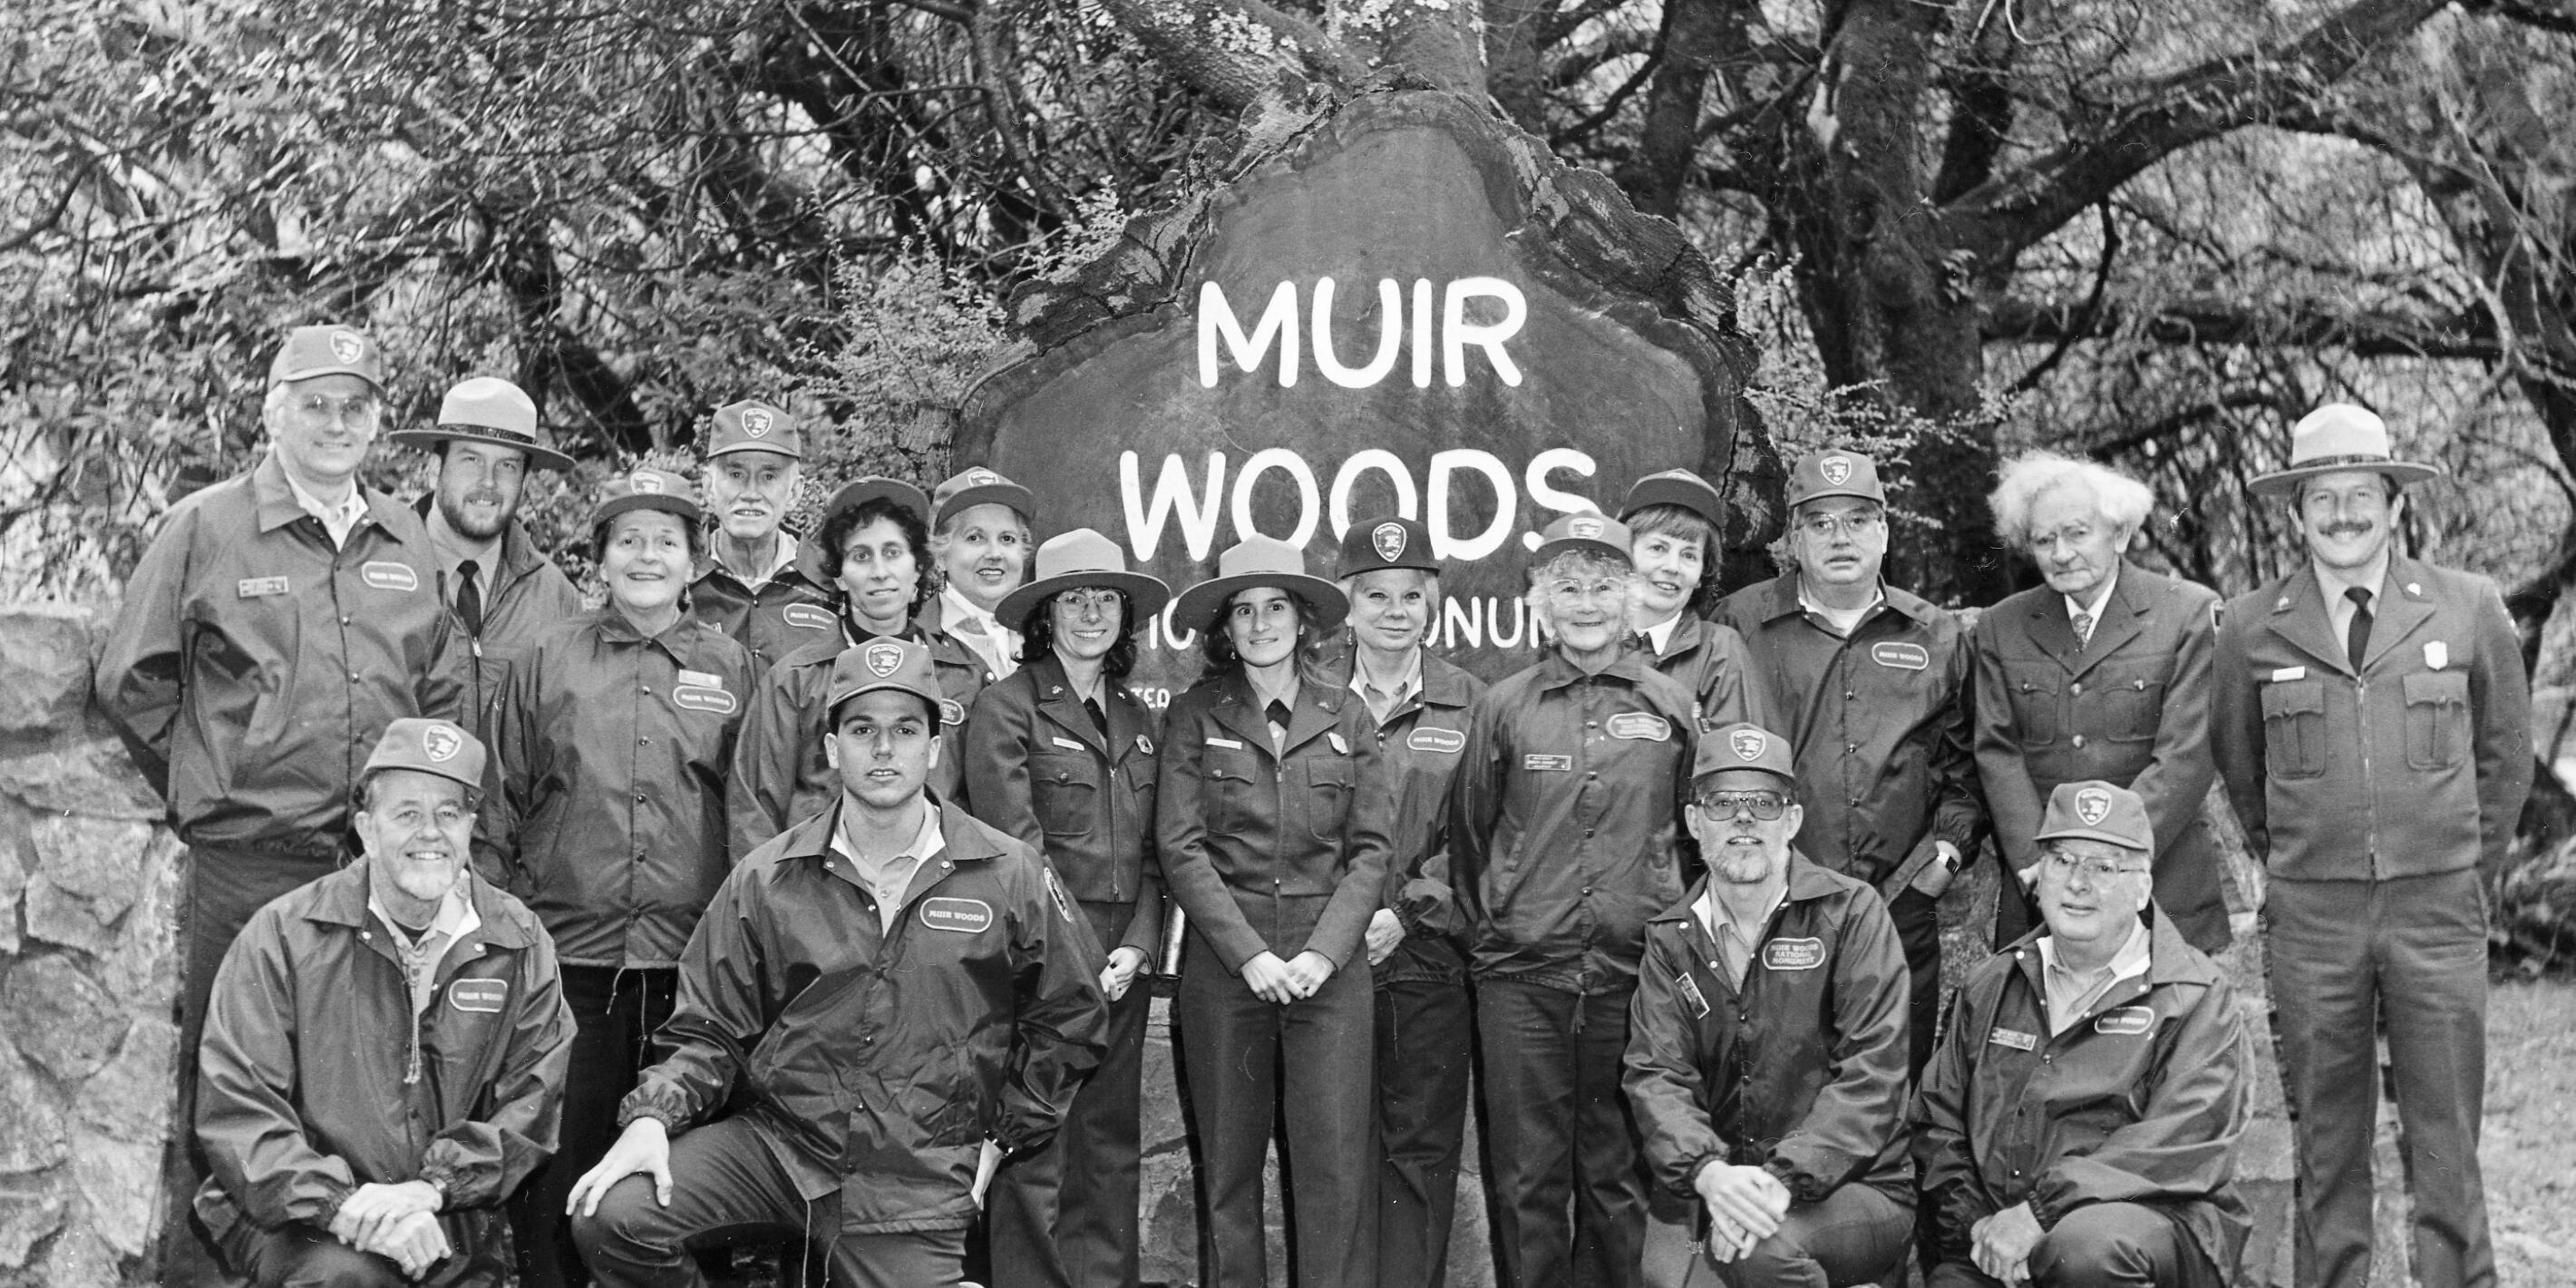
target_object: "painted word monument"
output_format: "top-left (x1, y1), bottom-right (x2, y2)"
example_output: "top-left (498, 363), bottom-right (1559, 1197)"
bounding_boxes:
top-left (959, 90), bottom-right (1764, 696)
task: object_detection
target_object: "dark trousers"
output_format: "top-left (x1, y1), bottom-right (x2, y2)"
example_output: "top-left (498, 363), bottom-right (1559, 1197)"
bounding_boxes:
top-left (571, 1117), bottom-right (969, 1288)
top-left (1372, 949), bottom-right (1473, 1288)
top-left (1174, 935), bottom-right (1378, 1288)
top-left (1474, 977), bottom-right (1648, 1288)
top-left (1887, 887), bottom-right (1941, 1084)
top-left (1662, 1182), bottom-right (1911, 1288)
top-left (217, 1213), bottom-right (515, 1288)
top-left (1924, 1202), bottom-right (2221, 1288)
top-left (170, 844), bottom-right (346, 1286)
top-left (989, 903), bottom-right (1152, 1288)
top-left (513, 965), bottom-right (680, 1288)
top-left (2266, 872), bottom-right (2493, 1288)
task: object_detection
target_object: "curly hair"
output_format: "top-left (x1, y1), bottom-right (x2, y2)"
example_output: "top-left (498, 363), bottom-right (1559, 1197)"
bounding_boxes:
top-left (1988, 451), bottom-right (2154, 550)
top-left (1016, 587), bottom-right (1140, 679)
top-left (820, 495), bottom-right (936, 622)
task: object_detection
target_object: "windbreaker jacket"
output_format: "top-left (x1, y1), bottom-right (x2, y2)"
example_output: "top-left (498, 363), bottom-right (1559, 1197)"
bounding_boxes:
top-left (1446, 650), bottom-right (1698, 992)
top-left (689, 542), bottom-right (838, 678)
top-left (1624, 856), bottom-right (1914, 1209)
top-left (412, 500), bottom-right (584, 740)
top-left (726, 615), bottom-right (987, 859)
top-left (965, 655), bottom-right (1165, 961)
top-left (95, 453), bottom-right (465, 858)
top-left (1638, 612), bottom-right (1773, 734)
top-left (1910, 915), bottom-right (2251, 1276)
top-left (1973, 563), bottom-right (2229, 949)
top-left (195, 864), bottom-right (572, 1281)
top-left (1715, 574), bottom-right (1982, 887)
top-left (480, 609), bottom-right (753, 968)
top-left (1155, 668), bottom-right (1397, 971)
top-left (620, 800), bottom-right (1106, 1233)
top-left (2211, 556), bottom-right (2532, 881)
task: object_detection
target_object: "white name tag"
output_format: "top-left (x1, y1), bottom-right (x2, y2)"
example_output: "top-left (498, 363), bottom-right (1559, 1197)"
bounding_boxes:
top-left (237, 576), bottom-right (289, 599)
top-left (677, 669), bottom-right (725, 688)
top-left (1988, 1028), bottom-right (2038, 1051)
top-left (2270, 667), bottom-right (2306, 683)
top-left (1207, 737), bottom-right (1244, 750)
top-left (1050, 737), bottom-right (1086, 751)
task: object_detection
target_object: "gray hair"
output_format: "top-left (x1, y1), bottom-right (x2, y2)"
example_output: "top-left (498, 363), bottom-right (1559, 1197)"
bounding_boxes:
top-left (1989, 451), bottom-right (2154, 549)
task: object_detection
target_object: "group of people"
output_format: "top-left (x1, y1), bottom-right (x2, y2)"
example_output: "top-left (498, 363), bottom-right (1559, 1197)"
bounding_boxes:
top-left (92, 323), bottom-right (2530, 1288)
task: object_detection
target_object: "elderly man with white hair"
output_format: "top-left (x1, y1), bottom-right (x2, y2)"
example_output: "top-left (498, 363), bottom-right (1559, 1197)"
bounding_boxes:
top-left (1968, 451), bottom-right (2231, 954)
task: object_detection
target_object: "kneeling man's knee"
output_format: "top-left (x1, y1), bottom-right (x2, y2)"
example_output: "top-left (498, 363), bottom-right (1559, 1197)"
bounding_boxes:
top-left (2030, 1205), bottom-right (2158, 1286)
top-left (569, 1175), bottom-right (676, 1266)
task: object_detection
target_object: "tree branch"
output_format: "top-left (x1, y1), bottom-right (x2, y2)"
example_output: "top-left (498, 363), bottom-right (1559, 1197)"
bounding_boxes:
top-left (2463, 0), bottom-right (2576, 35)
top-left (1091, 0), bottom-right (1371, 116)
top-left (1984, 293), bottom-right (2505, 360)
top-left (1948, 0), bottom-right (2447, 262)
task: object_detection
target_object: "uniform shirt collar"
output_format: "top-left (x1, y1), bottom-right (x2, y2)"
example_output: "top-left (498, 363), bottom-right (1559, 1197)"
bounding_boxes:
top-left (1642, 612), bottom-right (1684, 657)
top-left (1348, 648), bottom-right (1424, 723)
top-left (1693, 881), bottom-right (1785, 945)
top-left (365, 881), bottom-right (481, 1014)
top-left (2062, 562), bottom-right (2119, 625)
top-left (277, 455), bottom-right (370, 548)
top-left (832, 798), bottom-right (946, 932)
top-left (715, 533), bottom-right (802, 590)
top-left (939, 586), bottom-right (1022, 677)
top-left (1794, 580), bottom-right (1886, 638)
top-left (2311, 551), bottom-right (2390, 607)
top-left (2036, 917), bottom-right (2152, 1034)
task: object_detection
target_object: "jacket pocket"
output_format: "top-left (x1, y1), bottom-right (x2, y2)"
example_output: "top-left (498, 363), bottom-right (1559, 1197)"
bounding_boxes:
top-left (1202, 750), bottom-right (1257, 836)
top-left (2259, 678), bottom-right (2328, 780)
top-left (1305, 756), bottom-right (1355, 842)
top-left (1029, 753), bottom-right (1100, 839)
top-left (2006, 670), bottom-right (2058, 747)
top-left (2401, 670), bottom-right (2470, 770)
top-left (2096, 671), bottom-right (2165, 744)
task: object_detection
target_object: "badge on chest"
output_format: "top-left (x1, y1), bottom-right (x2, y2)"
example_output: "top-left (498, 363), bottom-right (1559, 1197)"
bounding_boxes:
top-left (919, 897), bottom-right (994, 934)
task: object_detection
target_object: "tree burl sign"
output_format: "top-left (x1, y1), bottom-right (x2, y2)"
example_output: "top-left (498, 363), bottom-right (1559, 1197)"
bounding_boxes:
top-left (958, 90), bottom-right (1770, 697)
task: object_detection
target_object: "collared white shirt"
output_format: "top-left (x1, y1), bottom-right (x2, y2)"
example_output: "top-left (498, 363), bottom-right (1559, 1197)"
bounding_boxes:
top-left (1796, 581), bottom-right (1887, 639)
top-left (1693, 881), bottom-right (1786, 990)
top-left (833, 799), bottom-right (947, 934)
top-left (366, 883), bottom-right (481, 1018)
top-left (1249, 671), bottom-right (1301, 754)
top-left (718, 533), bottom-right (802, 593)
top-left (1348, 648), bottom-right (1423, 727)
top-left (2313, 551), bottom-right (2392, 652)
top-left (425, 508), bottom-right (501, 604)
top-left (2036, 918), bottom-right (2152, 1036)
top-left (2062, 563), bottom-right (2120, 638)
top-left (939, 585), bottom-right (1020, 678)
top-left (280, 463), bottom-right (369, 550)
top-left (1641, 612), bottom-right (1684, 659)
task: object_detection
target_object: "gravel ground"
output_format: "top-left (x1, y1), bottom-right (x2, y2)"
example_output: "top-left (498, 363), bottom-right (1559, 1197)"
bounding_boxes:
top-left (2485, 978), bottom-right (2576, 1288)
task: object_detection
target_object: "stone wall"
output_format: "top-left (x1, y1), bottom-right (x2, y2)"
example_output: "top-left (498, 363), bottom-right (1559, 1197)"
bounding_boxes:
top-left (0, 605), bottom-right (185, 1287)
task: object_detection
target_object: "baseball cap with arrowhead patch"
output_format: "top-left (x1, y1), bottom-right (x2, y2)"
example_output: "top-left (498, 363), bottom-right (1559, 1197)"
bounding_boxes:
top-left (1531, 511), bottom-right (1632, 567)
top-left (1337, 514), bottom-right (1439, 578)
top-left (2034, 780), bottom-right (2153, 853)
top-left (268, 325), bottom-right (384, 390)
top-left (931, 466), bottom-right (1035, 529)
top-left (705, 400), bottom-right (803, 460)
top-left (825, 638), bottom-right (948, 720)
top-left (588, 466), bottom-right (705, 529)
top-left (1692, 721), bottom-right (1795, 784)
top-left (1785, 450), bottom-right (1888, 509)
top-left (361, 717), bottom-right (487, 795)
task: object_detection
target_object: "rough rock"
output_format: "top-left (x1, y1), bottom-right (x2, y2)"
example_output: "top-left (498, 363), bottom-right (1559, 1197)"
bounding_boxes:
top-left (33, 1220), bottom-right (116, 1288)
top-left (83, 832), bottom-right (181, 1010)
top-left (69, 1131), bottom-right (157, 1260)
top-left (0, 807), bottom-right (24, 958)
top-left (0, 742), bottom-right (162, 822)
top-left (73, 1018), bottom-right (176, 1145)
top-left (0, 608), bottom-right (93, 738)
top-left (0, 1038), bottom-right (68, 1175)
top-left (0, 1181), bottom-right (64, 1272)
top-left (0, 956), bottom-right (126, 1084)
top-left (22, 817), bottom-right (154, 957)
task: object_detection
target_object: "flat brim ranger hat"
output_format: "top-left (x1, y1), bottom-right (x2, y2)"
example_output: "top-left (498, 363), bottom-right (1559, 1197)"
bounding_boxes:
top-left (996, 528), bottom-right (1171, 631)
top-left (2248, 403), bottom-right (2440, 497)
top-left (390, 376), bottom-right (575, 473)
top-left (1170, 535), bottom-right (1349, 635)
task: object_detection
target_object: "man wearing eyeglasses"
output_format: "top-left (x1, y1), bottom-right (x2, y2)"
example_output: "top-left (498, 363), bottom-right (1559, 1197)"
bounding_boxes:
top-left (96, 324), bottom-right (466, 1283)
top-left (1450, 511), bottom-right (1700, 1288)
top-left (1913, 781), bottom-right (2251, 1288)
top-left (1714, 450), bottom-right (1981, 1079)
top-left (1625, 723), bottom-right (1915, 1288)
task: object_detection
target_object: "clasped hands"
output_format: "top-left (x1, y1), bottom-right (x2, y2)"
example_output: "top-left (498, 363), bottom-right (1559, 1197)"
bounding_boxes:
top-left (1692, 1162), bottom-right (1788, 1264)
top-left (329, 1180), bottom-right (447, 1280)
top-left (1237, 949), bottom-right (1337, 1004)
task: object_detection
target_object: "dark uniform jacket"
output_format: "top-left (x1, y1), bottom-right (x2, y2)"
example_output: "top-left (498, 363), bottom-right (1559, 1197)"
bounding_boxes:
top-left (1447, 650), bottom-right (1698, 993)
top-left (689, 540), bottom-right (837, 678)
top-left (1911, 915), bottom-right (2251, 1277)
top-left (96, 452), bottom-right (464, 858)
top-left (2211, 557), bottom-right (2532, 880)
top-left (921, 595), bottom-right (1012, 688)
top-left (1715, 574), bottom-right (1982, 888)
top-left (196, 865), bottom-right (573, 1282)
top-left (1638, 612), bottom-right (1772, 733)
top-left (412, 499), bottom-right (584, 740)
top-left (726, 614), bottom-right (988, 859)
top-left (1972, 562), bottom-right (2229, 949)
top-left (1310, 637), bottom-right (1486, 987)
top-left (622, 799), bottom-right (1108, 1233)
top-left (1156, 668), bottom-right (1397, 971)
top-left (481, 609), bottom-right (754, 968)
top-left (1624, 855), bottom-right (1913, 1207)
top-left (965, 654), bottom-right (1166, 961)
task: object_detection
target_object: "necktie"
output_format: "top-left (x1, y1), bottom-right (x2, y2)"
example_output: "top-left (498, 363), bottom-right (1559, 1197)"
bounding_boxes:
top-left (454, 560), bottom-right (484, 637)
top-left (1625, 630), bottom-right (1652, 656)
top-left (1264, 699), bottom-right (1292, 749)
top-left (2346, 587), bottom-right (2374, 671)
top-left (1084, 697), bottom-right (1108, 736)
top-left (2069, 609), bottom-right (2094, 648)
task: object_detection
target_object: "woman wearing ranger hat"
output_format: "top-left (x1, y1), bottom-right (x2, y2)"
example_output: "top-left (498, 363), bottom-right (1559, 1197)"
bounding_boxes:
top-left (1159, 535), bottom-right (1397, 1288)
top-left (479, 467), bottom-right (755, 1288)
top-left (727, 475), bottom-right (992, 858)
top-left (967, 529), bottom-right (1172, 1288)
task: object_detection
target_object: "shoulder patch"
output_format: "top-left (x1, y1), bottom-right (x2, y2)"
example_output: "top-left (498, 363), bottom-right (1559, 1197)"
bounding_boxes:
top-left (1606, 712), bottom-right (1671, 741)
top-left (1041, 865), bottom-right (1076, 924)
top-left (1407, 727), bottom-right (1466, 755)
top-left (920, 896), bottom-right (995, 933)
top-left (1760, 937), bottom-right (1824, 971)
top-left (2094, 1006), bottom-right (2156, 1037)
top-left (1869, 641), bottom-right (1929, 671)
top-left (361, 561), bottom-right (420, 593)
top-left (448, 979), bottom-right (508, 1014)
top-left (782, 602), bottom-right (836, 632)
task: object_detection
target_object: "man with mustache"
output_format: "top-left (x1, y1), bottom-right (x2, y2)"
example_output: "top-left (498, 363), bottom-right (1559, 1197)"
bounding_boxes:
top-left (193, 718), bottom-right (574, 1288)
top-left (689, 399), bottom-right (838, 676)
top-left (1624, 722), bottom-right (1915, 1288)
top-left (1713, 450), bottom-right (1981, 1081)
top-left (2211, 405), bottom-right (2531, 1288)
top-left (393, 377), bottom-right (582, 737)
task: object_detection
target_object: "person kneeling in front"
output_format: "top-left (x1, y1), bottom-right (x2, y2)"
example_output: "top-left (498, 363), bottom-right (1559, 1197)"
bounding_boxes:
top-left (1912, 781), bottom-right (2251, 1288)
top-left (565, 639), bottom-right (1108, 1288)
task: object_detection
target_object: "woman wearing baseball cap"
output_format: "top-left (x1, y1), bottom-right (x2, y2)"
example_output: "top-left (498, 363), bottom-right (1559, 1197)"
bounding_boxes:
top-left (480, 467), bottom-right (756, 1288)
top-left (1157, 535), bottom-right (1395, 1288)
top-left (966, 529), bottom-right (1172, 1288)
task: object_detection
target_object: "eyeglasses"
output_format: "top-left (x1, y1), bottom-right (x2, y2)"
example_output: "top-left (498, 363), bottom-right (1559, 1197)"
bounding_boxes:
top-left (1543, 578), bottom-right (1628, 604)
top-left (1796, 511), bottom-right (1885, 541)
top-left (2041, 850), bottom-right (2149, 883)
top-left (1053, 589), bottom-right (1123, 613)
top-left (288, 392), bottom-right (383, 426)
top-left (1692, 790), bottom-right (1790, 821)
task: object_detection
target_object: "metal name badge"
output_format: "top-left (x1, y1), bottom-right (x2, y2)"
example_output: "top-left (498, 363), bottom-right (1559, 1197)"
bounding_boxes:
top-left (1207, 737), bottom-right (1244, 750)
top-left (1988, 1028), bottom-right (2038, 1051)
top-left (1522, 754), bottom-right (1574, 772)
top-left (2425, 640), bottom-right (2448, 670)
top-left (677, 669), bottom-right (725, 688)
top-left (236, 576), bottom-right (289, 598)
top-left (1051, 737), bottom-right (1086, 751)
top-left (1676, 972), bottom-right (1712, 1019)
top-left (2270, 667), bottom-right (2306, 683)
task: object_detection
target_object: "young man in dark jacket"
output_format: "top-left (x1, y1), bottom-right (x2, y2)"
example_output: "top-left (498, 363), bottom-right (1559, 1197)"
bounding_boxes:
top-left (1912, 782), bottom-right (2251, 1288)
top-left (567, 639), bottom-right (1107, 1288)
top-left (1625, 722), bottom-right (1914, 1288)
top-left (195, 718), bottom-right (574, 1288)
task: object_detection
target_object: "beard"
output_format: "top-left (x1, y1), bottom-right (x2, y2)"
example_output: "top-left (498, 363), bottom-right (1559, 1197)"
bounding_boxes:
top-left (1709, 840), bottom-right (1779, 886)
top-left (439, 488), bottom-right (512, 542)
